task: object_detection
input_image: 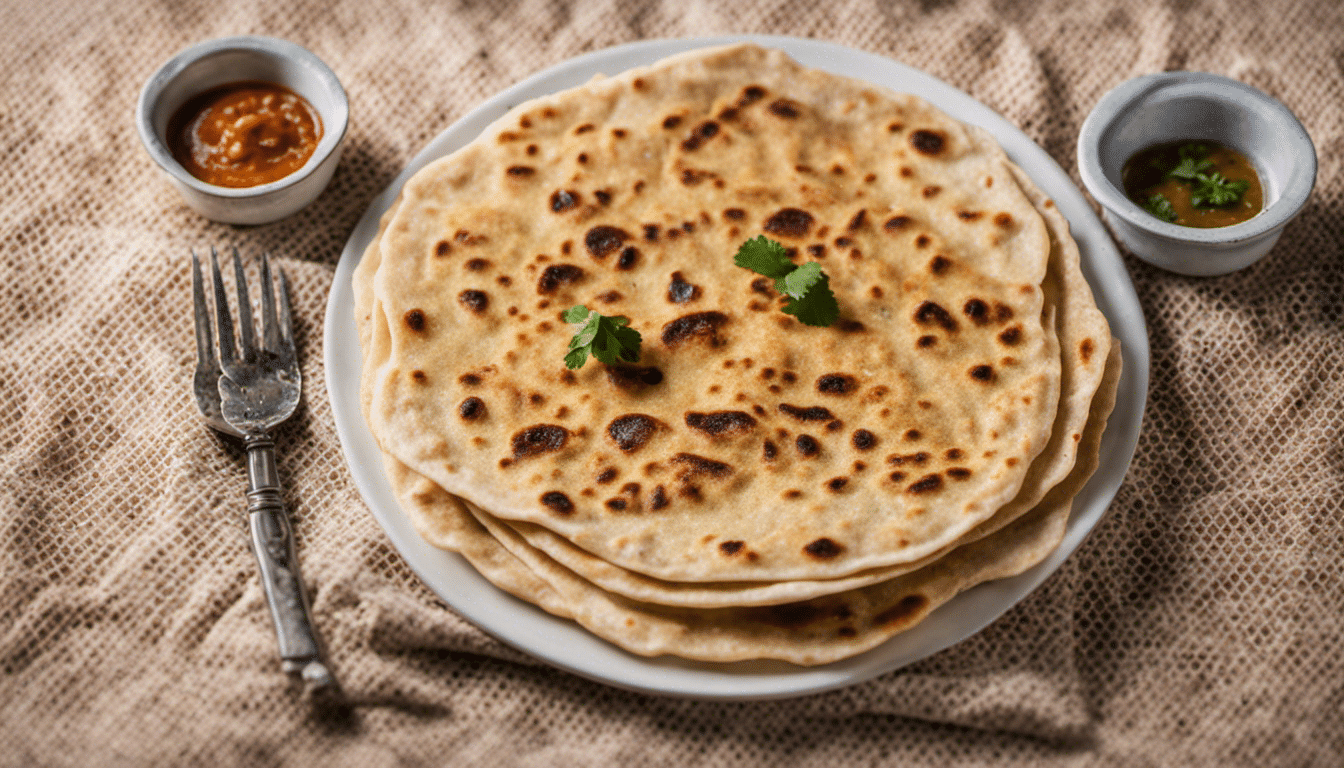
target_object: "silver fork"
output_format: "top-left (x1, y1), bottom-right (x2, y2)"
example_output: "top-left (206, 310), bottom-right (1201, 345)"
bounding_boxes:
top-left (191, 247), bottom-right (336, 695)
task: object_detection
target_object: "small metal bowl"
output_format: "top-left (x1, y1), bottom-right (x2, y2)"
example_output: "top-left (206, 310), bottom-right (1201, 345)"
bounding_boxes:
top-left (136, 35), bottom-right (349, 225)
top-left (1077, 71), bottom-right (1315, 277)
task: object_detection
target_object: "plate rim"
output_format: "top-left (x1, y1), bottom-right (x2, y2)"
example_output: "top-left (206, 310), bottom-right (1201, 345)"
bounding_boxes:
top-left (323, 34), bottom-right (1150, 701)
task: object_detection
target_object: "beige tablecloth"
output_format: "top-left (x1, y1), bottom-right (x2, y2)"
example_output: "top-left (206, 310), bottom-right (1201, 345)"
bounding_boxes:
top-left (2, 0), bottom-right (1341, 765)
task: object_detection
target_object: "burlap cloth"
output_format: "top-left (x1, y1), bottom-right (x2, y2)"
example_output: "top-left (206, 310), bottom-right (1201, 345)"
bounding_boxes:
top-left (2, 0), bottom-right (1341, 764)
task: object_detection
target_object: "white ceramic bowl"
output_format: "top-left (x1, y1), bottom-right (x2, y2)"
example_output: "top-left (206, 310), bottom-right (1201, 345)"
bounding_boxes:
top-left (136, 35), bottom-right (349, 225)
top-left (1077, 71), bottom-right (1315, 276)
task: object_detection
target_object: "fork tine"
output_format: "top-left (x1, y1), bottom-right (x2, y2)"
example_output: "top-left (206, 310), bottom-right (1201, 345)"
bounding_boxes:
top-left (277, 266), bottom-right (296, 355)
top-left (209, 246), bottom-right (237, 366)
top-left (190, 249), bottom-right (216, 368)
top-left (259, 252), bottom-right (282, 355)
top-left (231, 247), bottom-right (257, 360)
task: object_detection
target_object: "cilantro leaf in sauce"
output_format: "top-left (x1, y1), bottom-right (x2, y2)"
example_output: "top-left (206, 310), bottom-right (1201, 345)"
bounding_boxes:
top-left (1189, 172), bottom-right (1250, 208)
top-left (1144, 193), bottom-right (1179, 222)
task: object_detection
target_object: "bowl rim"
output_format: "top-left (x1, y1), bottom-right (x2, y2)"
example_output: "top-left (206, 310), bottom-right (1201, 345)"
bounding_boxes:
top-left (135, 34), bottom-right (349, 199)
top-left (1077, 70), bottom-right (1315, 245)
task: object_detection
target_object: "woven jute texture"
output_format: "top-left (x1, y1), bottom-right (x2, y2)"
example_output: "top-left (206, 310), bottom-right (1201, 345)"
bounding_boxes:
top-left (2, 0), bottom-right (1341, 765)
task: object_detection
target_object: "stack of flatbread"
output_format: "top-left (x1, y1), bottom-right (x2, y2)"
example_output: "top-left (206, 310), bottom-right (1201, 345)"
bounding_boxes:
top-left (353, 44), bottom-right (1120, 665)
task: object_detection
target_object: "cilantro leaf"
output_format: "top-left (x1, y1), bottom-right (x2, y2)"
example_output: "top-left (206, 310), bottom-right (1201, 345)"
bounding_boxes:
top-left (563, 305), bottom-right (641, 369)
top-left (733, 235), bottom-right (796, 279)
top-left (734, 236), bottom-right (839, 327)
top-left (780, 272), bottom-right (839, 327)
top-left (1144, 194), bottom-right (1178, 223)
top-left (777, 260), bottom-right (822, 299)
top-left (1167, 154), bottom-right (1215, 181)
top-left (1189, 172), bottom-right (1249, 208)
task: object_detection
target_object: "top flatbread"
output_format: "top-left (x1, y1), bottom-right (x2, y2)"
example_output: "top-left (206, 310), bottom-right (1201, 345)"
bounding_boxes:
top-left (363, 44), bottom-right (1069, 581)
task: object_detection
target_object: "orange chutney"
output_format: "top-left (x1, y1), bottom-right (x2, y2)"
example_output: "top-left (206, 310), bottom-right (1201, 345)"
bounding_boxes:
top-left (167, 81), bottom-right (323, 188)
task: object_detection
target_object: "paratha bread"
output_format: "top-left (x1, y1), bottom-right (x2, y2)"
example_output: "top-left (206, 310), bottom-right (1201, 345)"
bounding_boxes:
top-left (461, 164), bottom-right (1113, 606)
top-left (364, 43), bottom-right (1068, 582)
top-left (380, 336), bottom-right (1118, 664)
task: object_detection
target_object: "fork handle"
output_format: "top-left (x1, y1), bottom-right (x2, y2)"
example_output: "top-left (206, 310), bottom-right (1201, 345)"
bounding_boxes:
top-left (244, 434), bottom-right (336, 694)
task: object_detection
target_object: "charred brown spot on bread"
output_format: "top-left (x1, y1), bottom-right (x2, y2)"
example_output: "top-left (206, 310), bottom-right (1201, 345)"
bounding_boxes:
top-left (963, 298), bottom-right (990, 325)
top-left (680, 120), bottom-right (720, 151)
top-left (803, 537), bottom-right (843, 558)
top-left (807, 244), bottom-right (827, 259)
top-left (458, 397), bottom-right (486, 421)
top-left (795, 434), bottom-right (820, 457)
top-left (671, 452), bottom-right (733, 481)
top-left (832, 164), bottom-right (846, 175)
top-left (884, 216), bottom-right (911, 232)
top-left (595, 290), bottom-right (623, 304)
top-left (511, 425), bottom-right (570, 459)
top-left (719, 540), bottom-right (745, 556)
top-left (410, 370), bottom-right (427, 384)
top-left (459, 372), bottom-right (483, 386)
top-left (537, 264), bottom-right (585, 294)
top-left (594, 190), bottom-right (612, 206)
top-left (915, 234), bottom-right (931, 248)
top-left (922, 185), bottom-right (942, 198)
top-left (778, 403), bottom-right (835, 422)
top-left (852, 429), bottom-right (877, 450)
top-left (1080, 338), bottom-right (1096, 364)
top-left (506, 165), bottom-right (536, 177)
top-left (540, 491), bottom-right (573, 515)
top-left (662, 115), bottom-right (682, 129)
top-left (526, 144), bottom-right (538, 156)
top-left (750, 277), bottom-right (776, 297)
top-left (904, 429), bottom-right (921, 441)
top-left (434, 240), bottom-right (451, 257)
top-left (574, 123), bottom-right (595, 134)
top-left (684, 410), bottom-right (757, 436)
top-left (762, 439), bottom-right (778, 460)
top-left (458, 290), bottom-right (489, 313)
top-left (723, 208), bottom-right (747, 222)
top-left (667, 272), bottom-right (700, 303)
top-left (947, 467), bottom-right (972, 480)
top-left (907, 473), bottom-right (943, 494)
top-left (739, 85), bottom-right (767, 105)
top-left (826, 477), bottom-right (849, 493)
top-left (584, 225), bottom-right (630, 259)
top-left (888, 452), bottom-right (930, 466)
top-left (914, 301), bottom-right (958, 331)
top-left (604, 365), bottom-right (663, 391)
top-left (957, 210), bottom-right (983, 222)
top-left (998, 325), bottom-right (1023, 345)
top-left (783, 489), bottom-right (802, 499)
top-left (605, 498), bottom-right (628, 511)
top-left (768, 99), bottom-right (800, 118)
top-left (465, 258), bottom-right (490, 271)
top-left (847, 209), bottom-right (867, 230)
top-left (763, 208), bottom-right (814, 239)
top-left (970, 365), bottom-right (995, 382)
top-left (607, 414), bottom-right (659, 452)
top-left (929, 255), bottom-right (952, 274)
top-left (910, 129), bottom-right (946, 156)
top-left (875, 594), bottom-right (928, 626)
top-left (616, 246), bottom-right (640, 271)
top-left (403, 309), bottom-right (426, 332)
top-left (661, 311), bottom-right (729, 347)
top-left (681, 168), bottom-right (715, 186)
top-left (816, 374), bottom-right (857, 395)
top-left (888, 470), bottom-right (906, 482)
top-left (596, 467), bottom-right (618, 484)
top-left (994, 212), bottom-right (1014, 227)
top-left (837, 320), bottom-right (866, 333)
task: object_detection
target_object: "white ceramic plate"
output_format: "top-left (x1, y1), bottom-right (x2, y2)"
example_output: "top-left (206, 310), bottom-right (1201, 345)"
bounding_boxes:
top-left (324, 35), bottom-right (1149, 700)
